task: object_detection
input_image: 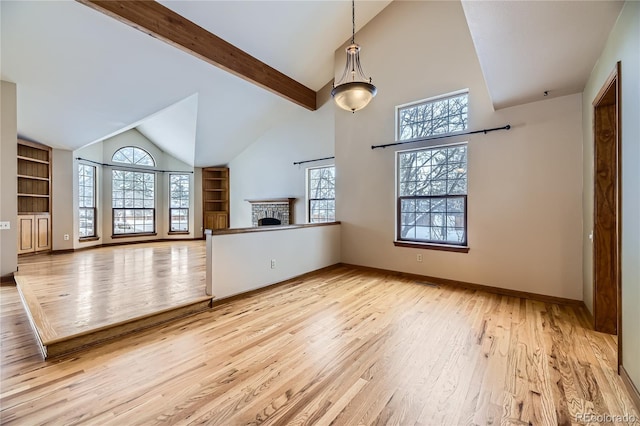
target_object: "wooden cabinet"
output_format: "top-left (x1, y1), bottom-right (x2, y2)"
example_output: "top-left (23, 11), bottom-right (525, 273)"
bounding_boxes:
top-left (18, 214), bottom-right (51, 254)
top-left (17, 139), bottom-right (52, 254)
top-left (202, 167), bottom-right (229, 231)
top-left (204, 211), bottom-right (228, 230)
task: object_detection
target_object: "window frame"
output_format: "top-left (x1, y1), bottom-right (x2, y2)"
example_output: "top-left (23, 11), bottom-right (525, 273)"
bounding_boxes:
top-left (111, 169), bottom-right (156, 237)
top-left (111, 146), bottom-right (156, 167)
top-left (395, 89), bottom-right (469, 143)
top-left (306, 165), bottom-right (336, 223)
top-left (78, 163), bottom-right (97, 240)
top-left (169, 173), bottom-right (190, 234)
top-left (394, 143), bottom-right (469, 253)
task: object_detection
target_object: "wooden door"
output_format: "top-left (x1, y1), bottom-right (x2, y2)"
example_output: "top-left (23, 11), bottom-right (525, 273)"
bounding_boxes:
top-left (17, 215), bottom-right (35, 254)
top-left (35, 214), bottom-right (51, 252)
top-left (593, 64), bottom-right (620, 336)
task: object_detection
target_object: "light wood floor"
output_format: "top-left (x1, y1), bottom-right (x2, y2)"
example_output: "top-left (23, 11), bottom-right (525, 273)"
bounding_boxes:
top-left (14, 241), bottom-right (207, 340)
top-left (1, 266), bottom-right (638, 425)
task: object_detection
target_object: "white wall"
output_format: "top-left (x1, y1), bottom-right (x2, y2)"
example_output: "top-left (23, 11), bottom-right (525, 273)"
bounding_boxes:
top-left (73, 129), bottom-right (196, 246)
top-left (582, 1), bottom-right (640, 392)
top-left (0, 81), bottom-right (18, 279)
top-left (208, 224), bottom-right (341, 299)
top-left (335, 1), bottom-right (584, 300)
top-left (229, 84), bottom-right (335, 228)
top-left (51, 149), bottom-right (74, 251)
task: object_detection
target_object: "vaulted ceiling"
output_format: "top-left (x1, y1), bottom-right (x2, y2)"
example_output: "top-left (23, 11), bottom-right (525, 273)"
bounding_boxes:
top-left (0, 0), bottom-right (624, 167)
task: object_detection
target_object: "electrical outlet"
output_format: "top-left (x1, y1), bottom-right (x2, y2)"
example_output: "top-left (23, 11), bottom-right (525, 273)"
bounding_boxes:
top-left (416, 253), bottom-right (423, 262)
top-left (270, 259), bottom-right (276, 269)
top-left (64, 234), bottom-right (70, 241)
top-left (0, 221), bottom-right (10, 230)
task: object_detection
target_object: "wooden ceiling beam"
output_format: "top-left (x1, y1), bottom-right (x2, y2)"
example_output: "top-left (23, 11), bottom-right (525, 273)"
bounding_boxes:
top-left (77, 0), bottom-right (317, 110)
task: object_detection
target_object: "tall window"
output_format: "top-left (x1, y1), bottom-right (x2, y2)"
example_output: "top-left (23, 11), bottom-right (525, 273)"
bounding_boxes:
top-left (111, 147), bottom-right (155, 235)
top-left (169, 174), bottom-right (189, 232)
top-left (397, 144), bottom-right (467, 246)
top-left (78, 164), bottom-right (96, 238)
top-left (397, 91), bottom-right (468, 141)
top-left (307, 166), bottom-right (335, 223)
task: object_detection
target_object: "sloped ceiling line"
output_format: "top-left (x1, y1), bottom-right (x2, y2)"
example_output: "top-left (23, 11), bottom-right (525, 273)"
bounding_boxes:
top-left (76, 0), bottom-right (317, 110)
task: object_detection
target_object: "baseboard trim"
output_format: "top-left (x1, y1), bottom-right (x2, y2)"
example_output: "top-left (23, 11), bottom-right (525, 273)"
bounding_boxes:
top-left (339, 263), bottom-right (584, 307)
top-left (620, 364), bottom-right (640, 412)
top-left (211, 264), bottom-right (341, 307)
top-left (1, 274), bottom-right (17, 286)
top-left (50, 237), bottom-right (203, 254)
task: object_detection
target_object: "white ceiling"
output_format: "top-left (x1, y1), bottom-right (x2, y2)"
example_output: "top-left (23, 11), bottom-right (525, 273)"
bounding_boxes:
top-left (1, 0), bottom-right (390, 166)
top-left (461, 0), bottom-right (624, 109)
top-left (1, 1), bottom-right (625, 166)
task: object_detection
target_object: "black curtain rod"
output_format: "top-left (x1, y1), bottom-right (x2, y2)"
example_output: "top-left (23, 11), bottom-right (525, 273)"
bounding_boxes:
top-left (371, 125), bottom-right (511, 150)
top-left (293, 156), bottom-right (335, 166)
top-left (76, 157), bottom-right (194, 174)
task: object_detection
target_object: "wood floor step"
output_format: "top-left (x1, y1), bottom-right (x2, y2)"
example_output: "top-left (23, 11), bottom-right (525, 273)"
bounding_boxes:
top-left (14, 278), bottom-right (212, 359)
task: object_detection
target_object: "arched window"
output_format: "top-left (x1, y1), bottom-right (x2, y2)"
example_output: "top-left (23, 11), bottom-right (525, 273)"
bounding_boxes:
top-left (112, 146), bottom-right (155, 167)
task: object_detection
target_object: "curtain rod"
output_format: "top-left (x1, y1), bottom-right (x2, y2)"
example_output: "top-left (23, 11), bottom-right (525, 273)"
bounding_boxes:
top-left (293, 156), bottom-right (335, 166)
top-left (371, 125), bottom-right (511, 150)
top-left (76, 157), bottom-right (194, 174)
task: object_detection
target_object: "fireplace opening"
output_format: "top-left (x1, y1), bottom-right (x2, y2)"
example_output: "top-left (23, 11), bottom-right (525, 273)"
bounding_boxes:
top-left (258, 217), bottom-right (281, 226)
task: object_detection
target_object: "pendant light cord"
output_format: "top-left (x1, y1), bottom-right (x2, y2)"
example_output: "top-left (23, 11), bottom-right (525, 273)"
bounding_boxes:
top-left (351, 0), bottom-right (355, 44)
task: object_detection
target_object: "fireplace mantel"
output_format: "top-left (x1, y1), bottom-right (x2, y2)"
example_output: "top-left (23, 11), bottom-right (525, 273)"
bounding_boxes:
top-left (245, 198), bottom-right (296, 204)
top-left (246, 198), bottom-right (296, 226)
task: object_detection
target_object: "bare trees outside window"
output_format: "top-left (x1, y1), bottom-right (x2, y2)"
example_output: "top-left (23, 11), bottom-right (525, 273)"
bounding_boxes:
top-left (397, 144), bottom-right (467, 246)
top-left (78, 164), bottom-right (96, 238)
top-left (308, 166), bottom-right (335, 223)
top-left (112, 146), bottom-right (155, 167)
top-left (397, 92), bottom-right (468, 141)
top-left (169, 174), bottom-right (189, 232)
top-left (112, 170), bottom-right (155, 234)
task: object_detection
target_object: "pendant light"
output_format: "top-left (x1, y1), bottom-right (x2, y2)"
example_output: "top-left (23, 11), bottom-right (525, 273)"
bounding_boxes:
top-left (331, 0), bottom-right (377, 112)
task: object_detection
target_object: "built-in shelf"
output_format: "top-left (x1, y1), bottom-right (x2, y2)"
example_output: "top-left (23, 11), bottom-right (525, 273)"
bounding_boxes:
top-left (203, 167), bottom-right (229, 231)
top-left (17, 155), bottom-right (49, 165)
top-left (17, 174), bottom-right (50, 181)
top-left (18, 193), bottom-right (50, 198)
top-left (17, 139), bottom-right (52, 255)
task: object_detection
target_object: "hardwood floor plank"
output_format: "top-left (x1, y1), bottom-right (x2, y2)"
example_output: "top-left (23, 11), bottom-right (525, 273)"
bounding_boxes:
top-left (1, 265), bottom-right (639, 425)
top-left (14, 241), bottom-right (207, 341)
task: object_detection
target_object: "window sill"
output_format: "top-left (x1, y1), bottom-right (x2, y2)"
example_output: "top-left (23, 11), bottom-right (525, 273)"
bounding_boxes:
top-left (111, 233), bottom-right (157, 239)
top-left (168, 231), bottom-right (190, 235)
top-left (394, 241), bottom-right (470, 253)
top-left (79, 236), bottom-right (100, 242)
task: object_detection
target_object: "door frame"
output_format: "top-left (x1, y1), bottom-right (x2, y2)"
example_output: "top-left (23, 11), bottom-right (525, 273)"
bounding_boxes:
top-left (591, 61), bottom-right (622, 368)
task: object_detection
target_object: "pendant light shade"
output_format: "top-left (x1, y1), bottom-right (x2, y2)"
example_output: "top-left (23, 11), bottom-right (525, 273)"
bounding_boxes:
top-left (332, 1), bottom-right (377, 112)
top-left (331, 81), bottom-right (377, 113)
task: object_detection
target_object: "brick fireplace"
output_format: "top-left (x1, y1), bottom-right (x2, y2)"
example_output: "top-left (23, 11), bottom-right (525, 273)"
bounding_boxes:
top-left (246, 198), bottom-right (296, 227)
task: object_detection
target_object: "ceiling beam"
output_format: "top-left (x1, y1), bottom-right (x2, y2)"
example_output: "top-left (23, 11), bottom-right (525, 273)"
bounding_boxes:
top-left (77, 0), bottom-right (317, 111)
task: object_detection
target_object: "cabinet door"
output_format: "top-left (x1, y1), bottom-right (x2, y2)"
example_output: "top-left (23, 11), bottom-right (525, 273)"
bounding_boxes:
top-left (214, 212), bottom-right (228, 229)
top-left (18, 215), bottom-right (35, 254)
top-left (35, 214), bottom-right (51, 252)
top-left (204, 212), bottom-right (228, 230)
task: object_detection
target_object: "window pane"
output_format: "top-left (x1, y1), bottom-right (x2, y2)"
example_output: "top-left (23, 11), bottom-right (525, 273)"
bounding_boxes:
top-left (398, 92), bottom-right (468, 141)
top-left (78, 164), bottom-right (96, 237)
top-left (397, 143), bottom-right (467, 245)
top-left (308, 166), bottom-right (335, 223)
top-left (112, 146), bottom-right (155, 166)
top-left (112, 170), bottom-right (155, 234)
